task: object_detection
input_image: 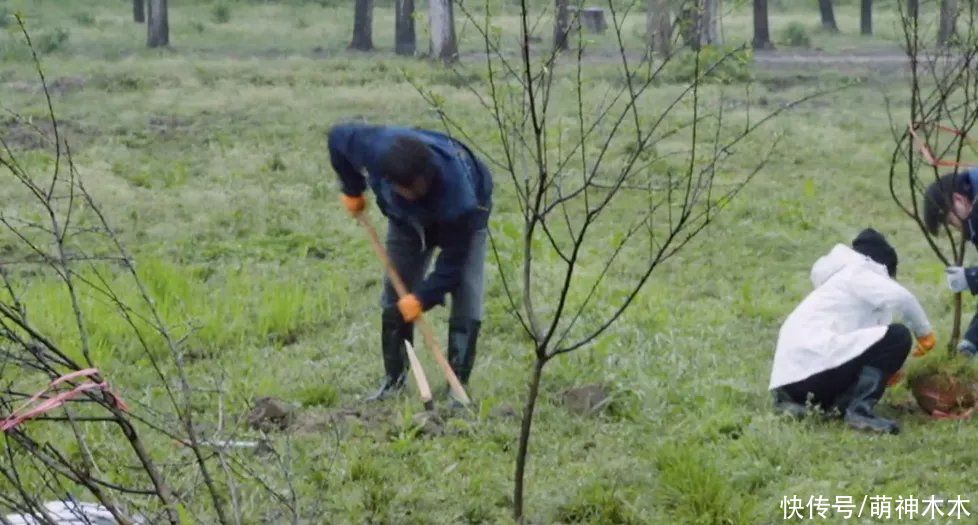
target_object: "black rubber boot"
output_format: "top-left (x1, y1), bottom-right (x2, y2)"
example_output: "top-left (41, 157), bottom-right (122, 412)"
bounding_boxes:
top-left (446, 318), bottom-right (481, 408)
top-left (365, 308), bottom-right (413, 401)
top-left (841, 366), bottom-right (900, 435)
top-left (771, 388), bottom-right (807, 420)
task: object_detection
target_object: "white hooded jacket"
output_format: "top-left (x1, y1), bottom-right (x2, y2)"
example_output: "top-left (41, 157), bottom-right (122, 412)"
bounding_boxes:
top-left (769, 244), bottom-right (932, 389)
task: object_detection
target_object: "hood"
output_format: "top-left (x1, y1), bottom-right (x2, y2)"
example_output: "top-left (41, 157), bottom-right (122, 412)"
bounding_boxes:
top-left (810, 244), bottom-right (887, 288)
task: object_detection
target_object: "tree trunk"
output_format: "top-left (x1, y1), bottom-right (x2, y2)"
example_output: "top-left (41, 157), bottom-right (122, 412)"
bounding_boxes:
top-left (133, 0), bottom-right (145, 23)
top-left (753, 0), bottom-right (774, 49)
top-left (818, 0), bottom-right (839, 32)
top-left (907, 0), bottom-right (919, 19)
top-left (350, 0), bottom-right (374, 51)
top-left (647, 0), bottom-right (673, 56)
top-left (678, 3), bottom-right (701, 50)
top-left (938, 0), bottom-right (958, 46)
top-left (861, 0), bottom-right (872, 34)
top-left (513, 358), bottom-right (545, 522)
top-left (395, 0), bottom-right (416, 56)
top-left (146, 0), bottom-right (168, 48)
top-left (429, 0), bottom-right (458, 63)
top-left (700, 0), bottom-right (722, 46)
top-left (554, 0), bottom-right (570, 51)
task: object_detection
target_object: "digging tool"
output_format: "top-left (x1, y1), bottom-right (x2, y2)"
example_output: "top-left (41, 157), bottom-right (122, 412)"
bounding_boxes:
top-left (356, 214), bottom-right (471, 406)
top-left (404, 340), bottom-right (435, 411)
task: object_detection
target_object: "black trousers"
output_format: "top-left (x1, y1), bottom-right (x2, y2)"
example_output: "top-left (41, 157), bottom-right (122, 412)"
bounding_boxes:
top-left (781, 324), bottom-right (913, 407)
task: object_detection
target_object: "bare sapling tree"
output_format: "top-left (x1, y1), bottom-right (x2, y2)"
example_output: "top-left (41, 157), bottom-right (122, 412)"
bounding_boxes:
top-left (1, 17), bottom-right (301, 524)
top-left (411, 0), bottom-right (833, 520)
top-left (888, 0), bottom-right (978, 353)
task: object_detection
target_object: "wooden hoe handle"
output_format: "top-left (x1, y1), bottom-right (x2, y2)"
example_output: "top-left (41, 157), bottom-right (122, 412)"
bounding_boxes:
top-left (404, 340), bottom-right (434, 411)
top-left (356, 214), bottom-right (471, 405)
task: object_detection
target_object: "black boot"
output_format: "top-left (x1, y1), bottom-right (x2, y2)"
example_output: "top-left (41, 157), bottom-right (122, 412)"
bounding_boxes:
top-left (840, 366), bottom-right (899, 435)
top-left (771, 388), bottom-right (807, 420)
top-left (446, 317), bottom-right (481, 407)
top-left (365, 308), bottom-right (413, 401)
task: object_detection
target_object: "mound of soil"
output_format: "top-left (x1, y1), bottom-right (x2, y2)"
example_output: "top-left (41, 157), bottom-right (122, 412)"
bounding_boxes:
top-left (562, 384), bottom-right (611, 416)
top-left (910, 373), bottom-right (977, 418)
top-left (246, 397), bottom-right (296, 432)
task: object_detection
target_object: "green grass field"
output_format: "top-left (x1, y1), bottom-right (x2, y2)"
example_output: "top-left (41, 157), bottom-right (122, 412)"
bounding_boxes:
top-left (2, 0), bottom-right (977, 523)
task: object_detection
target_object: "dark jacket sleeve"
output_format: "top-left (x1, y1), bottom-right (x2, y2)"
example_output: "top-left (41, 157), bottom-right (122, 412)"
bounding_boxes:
top-left (414, 210), bottom-right (486, 309)
top-left (327, 123), bottom-right (380, 197)
top-left (965, 266), bottom-right (978, 295)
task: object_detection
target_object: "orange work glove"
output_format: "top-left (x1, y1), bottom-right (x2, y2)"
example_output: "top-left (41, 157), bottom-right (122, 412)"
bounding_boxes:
top-left (912, 332), bottom-right (937, 358)
top-left (886, 369), bottom-right (905, 387)
top-left (340, 194), bottom-right (366, 216)
top-left (397, 294), bottom-right (423, 323)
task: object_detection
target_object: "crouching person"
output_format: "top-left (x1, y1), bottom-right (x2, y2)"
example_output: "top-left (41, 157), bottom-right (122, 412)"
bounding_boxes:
top-left (768, 228), bottom-right (936, 435)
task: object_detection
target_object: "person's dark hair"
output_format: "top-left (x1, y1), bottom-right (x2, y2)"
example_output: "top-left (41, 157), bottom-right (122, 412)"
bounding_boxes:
top-left (852, 228), bottom-right (898, 277)
top-left (923, 172), bottom-right (970, 235)
top-left (380, 136), bottom-right (437, 188)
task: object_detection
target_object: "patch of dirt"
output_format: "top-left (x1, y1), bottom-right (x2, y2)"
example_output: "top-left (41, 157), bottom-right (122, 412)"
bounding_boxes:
top-left (753, 49), bottom-right (918, 75)
top-left (246, 397), bottom-right (297, 432)
top-left (305, 245), bottom-right (332, 260)
top-left (3, 76), bottom-right (87, 96)
top-left (2, 121), bottom-right (48, 150)
top-left (6, 81), bottom-right (36, 93)
top-left (290, 404), bottom-right (396, 435)
top-left (456, 47), bottom-right (917, 76)
top-left (410, 411), bottom-right (445, 437)
top-left (561, 383), bottom-right (611, 416)
top-left (180, 347), bottom-right (215, 362)
top-left (268, 329), bottom-right (300, 347)
top-left (48, 75), bottom-right (87, 95)
top-left (757, 74), bottom-right (820, 90)
top-left (147, 114), bottom-right (194, 136)
top-left (492, 404), bottom-right (519, 420)
top-left (289, 407), bottom-right (341, 434)
top-left (0, 117), bottom-right (89, 151)
top-left (289, 402), bottom-right (469, 438)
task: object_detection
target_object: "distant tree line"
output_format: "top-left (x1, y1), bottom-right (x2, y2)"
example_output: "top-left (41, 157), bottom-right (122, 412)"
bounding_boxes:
top-left (127, 0), bottom-right (963, 60)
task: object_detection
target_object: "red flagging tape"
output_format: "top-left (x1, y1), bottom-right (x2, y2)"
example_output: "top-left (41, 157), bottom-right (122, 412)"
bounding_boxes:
top-left (1, 368), bottom-right (128, 432)
top-left (909, 121), bottom-right (978, 168)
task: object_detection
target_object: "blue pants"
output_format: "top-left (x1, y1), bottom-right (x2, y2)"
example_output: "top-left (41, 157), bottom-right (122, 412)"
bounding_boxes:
top-left (380, 220), bottom-right (487, 321)
top-left (964, 310), bottom-right (978, 352)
